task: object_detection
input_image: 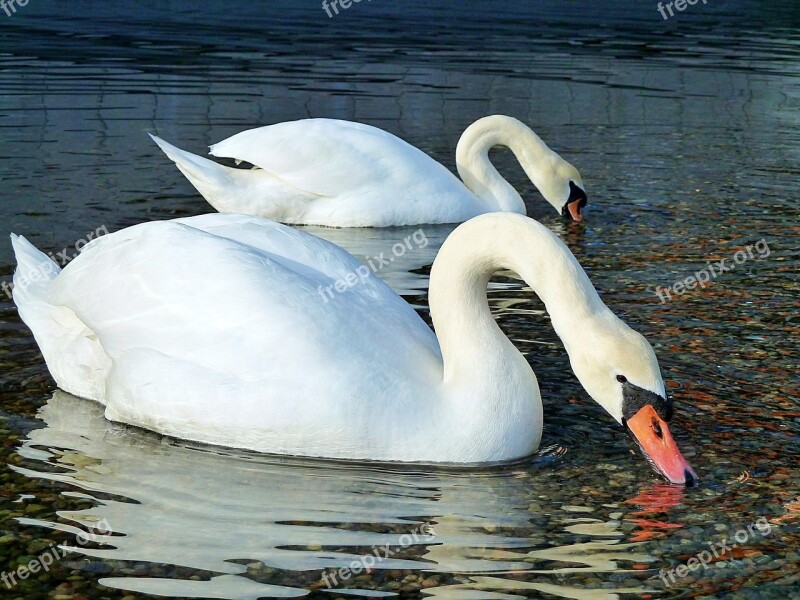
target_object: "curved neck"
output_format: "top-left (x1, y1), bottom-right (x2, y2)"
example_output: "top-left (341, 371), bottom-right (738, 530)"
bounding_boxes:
top-left (429, 213), bottom-right (607, 384)
top-left (455, 115), bottom-right (558, 214)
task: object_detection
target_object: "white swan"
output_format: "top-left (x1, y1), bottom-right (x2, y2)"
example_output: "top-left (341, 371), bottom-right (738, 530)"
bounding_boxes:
top-left (150, 115), bottom-right (588, 227)
top-left (10, 212), bottom-right (694, 484)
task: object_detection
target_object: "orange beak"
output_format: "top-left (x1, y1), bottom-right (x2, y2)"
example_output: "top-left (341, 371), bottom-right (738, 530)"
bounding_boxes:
top-left (566, 198), bottom-right (584, 222)
top-left (626, 405), bottom-right (697, 486)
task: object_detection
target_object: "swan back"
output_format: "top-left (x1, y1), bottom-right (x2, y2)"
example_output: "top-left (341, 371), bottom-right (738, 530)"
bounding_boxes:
top-left (13, 216), bottom-right (442, 459)
top-left (210, 120), bottom-right (465, 201)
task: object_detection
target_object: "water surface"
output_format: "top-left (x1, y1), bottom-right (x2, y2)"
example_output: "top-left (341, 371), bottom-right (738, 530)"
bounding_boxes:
top-left (0, 1), bottom-right (798, 598)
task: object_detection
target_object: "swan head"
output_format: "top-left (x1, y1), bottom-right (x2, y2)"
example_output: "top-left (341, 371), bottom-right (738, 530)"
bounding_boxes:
top-left (534, 158), bottom-right (587, 223)
top-left (565, 317), bottom-right (697, 486)
top-left (562, 180), bottom-right (588, 223)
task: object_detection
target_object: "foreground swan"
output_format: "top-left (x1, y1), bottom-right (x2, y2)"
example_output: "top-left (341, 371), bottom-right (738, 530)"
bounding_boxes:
top-left (151, 115), bottom-right (588, 227)
top-left (11, 213), bottom-right (694, 484)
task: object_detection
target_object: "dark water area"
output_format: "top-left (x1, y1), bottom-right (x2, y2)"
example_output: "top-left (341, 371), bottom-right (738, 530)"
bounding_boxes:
top-left (0, 1), bottom-right (799, 599)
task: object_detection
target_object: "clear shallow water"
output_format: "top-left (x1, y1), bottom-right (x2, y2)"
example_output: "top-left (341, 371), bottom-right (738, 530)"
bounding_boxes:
top-left (0, 1), bottom-right (799, 599)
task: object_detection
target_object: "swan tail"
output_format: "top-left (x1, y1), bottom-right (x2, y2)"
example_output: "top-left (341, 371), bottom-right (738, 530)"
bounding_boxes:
top-left (151, 134), bottom-right (319, 222)
top-left (150, 134), bottom-right (242, 209)
top-left (9, 234), bottom-right (111, 402)
top-left (10, 234), bottom-right (61, 304)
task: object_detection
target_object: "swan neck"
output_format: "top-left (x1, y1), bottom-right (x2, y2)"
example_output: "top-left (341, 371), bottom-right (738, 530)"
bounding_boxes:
top-left (429, 214), bottom-right (605, 383)
top-left (455, 116), bottom-right (554, 214)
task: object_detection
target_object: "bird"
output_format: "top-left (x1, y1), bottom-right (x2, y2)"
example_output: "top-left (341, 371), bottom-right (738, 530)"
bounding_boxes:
top-left (150, 115), bottom-right (588, 227)
top-left (10, 212), bottom-right (694, 484)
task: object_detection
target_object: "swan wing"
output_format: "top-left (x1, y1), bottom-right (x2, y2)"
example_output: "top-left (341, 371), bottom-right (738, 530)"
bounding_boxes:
top-left (208, 119), bottom-right (462, 200)
top-left (46, 216), bottom-right (442, 407)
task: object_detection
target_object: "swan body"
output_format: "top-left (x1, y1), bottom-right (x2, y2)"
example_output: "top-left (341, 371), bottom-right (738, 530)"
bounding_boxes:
top-left (151, 116), bottom-right (587, 227)
top-left (11, 213), bottom-right (694, 482)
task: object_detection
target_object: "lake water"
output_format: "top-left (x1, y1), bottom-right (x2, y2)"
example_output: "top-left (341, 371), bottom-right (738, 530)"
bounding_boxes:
top-left (0, 1), bottom-right (798, 599)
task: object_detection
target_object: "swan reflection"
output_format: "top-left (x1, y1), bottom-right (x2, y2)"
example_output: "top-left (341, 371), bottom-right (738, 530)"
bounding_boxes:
top-left (13, 392), bottom-right (656, 599)
top-left (302, 223), bottom-right (524, 297)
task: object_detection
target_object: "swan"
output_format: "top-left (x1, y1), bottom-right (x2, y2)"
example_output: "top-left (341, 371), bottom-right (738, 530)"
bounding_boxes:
top-left (10, 212), bottom-right (694, 484)
top-left (150, 115), bottom-right (588, 227)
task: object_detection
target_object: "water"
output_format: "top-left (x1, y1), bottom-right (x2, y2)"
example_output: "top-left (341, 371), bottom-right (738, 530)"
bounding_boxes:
top-left (1, 1), bottom-right (799, 598)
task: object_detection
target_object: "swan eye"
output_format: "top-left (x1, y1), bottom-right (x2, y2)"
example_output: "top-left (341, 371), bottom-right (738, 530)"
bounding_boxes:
top-left (616, 375), bottom-right (627, 383)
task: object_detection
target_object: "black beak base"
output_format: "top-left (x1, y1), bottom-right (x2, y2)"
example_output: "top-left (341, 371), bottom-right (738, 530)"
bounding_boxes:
top-left (561, 181), bottom-right (588, 221)
top-left (621, 382), bottom-right (674, 423)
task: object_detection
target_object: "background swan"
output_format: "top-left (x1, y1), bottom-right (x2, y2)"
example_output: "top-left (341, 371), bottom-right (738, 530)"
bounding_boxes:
top-left (151, 115), bottom-right (588, 227)
top-left (10, 212), bottom-right (693, 483)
